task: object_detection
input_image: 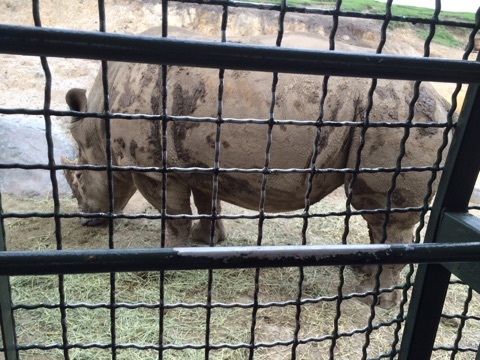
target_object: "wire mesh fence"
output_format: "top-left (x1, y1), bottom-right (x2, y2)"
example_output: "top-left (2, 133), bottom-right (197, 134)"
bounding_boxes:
top-left (1, 0), bottom-right (480, 359)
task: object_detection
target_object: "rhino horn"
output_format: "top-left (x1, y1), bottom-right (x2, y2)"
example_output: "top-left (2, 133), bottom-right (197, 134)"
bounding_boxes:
top-left (61, 156), bottom-right (75, 165)
top-left (61, 156), bottom-right (77, 187)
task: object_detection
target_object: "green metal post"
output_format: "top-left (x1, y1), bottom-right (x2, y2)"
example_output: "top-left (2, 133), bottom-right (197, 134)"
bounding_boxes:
top-left (0, 192), bottom-right (18, 360)
top-left (400, 81), bottom-right (480, 359)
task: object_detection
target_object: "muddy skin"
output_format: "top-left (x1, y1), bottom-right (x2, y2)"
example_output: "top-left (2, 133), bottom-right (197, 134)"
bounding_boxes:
top-left (62, 27), bottom-right (448, 309)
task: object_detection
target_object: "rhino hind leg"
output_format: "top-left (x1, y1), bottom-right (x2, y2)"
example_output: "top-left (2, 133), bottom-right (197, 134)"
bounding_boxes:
top-left (191, 189), bottom-right (227, 245)
top-left (347, 213), bottom-right (416, 309)
top-left (351, 264), bottom-right (403, 309)
top-left (346, 177), bottom-right (419, 308)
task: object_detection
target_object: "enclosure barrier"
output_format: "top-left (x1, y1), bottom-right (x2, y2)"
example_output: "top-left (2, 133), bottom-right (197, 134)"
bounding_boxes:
top-left (1, 24), bottom-right (480, 83)
top-left (1, 0), bottom-right (480, 359)
top-left (1, 240), bottom-right (480, 276)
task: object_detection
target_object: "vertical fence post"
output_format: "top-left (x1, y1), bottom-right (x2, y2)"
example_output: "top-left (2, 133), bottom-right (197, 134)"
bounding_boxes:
top-left (0, 193), bottom-right (18, 360)
top-left (400, 78), bottom-right (480, 358)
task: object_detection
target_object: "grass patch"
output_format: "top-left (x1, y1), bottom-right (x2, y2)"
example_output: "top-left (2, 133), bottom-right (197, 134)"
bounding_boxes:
top-left (242, 0), bottom-right (476, 21)
top-left (417, 25), bottom-right (465, 48)
top-left (243, 0), bottom-right (475, 48)
top-left (3, 192), bottom-right (480, 359)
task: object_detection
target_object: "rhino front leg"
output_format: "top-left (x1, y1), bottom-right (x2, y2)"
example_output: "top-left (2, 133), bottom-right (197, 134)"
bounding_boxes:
top-left (133, 174), bottom-right (193, 247)
top-left (191, 188), bottom-right (227, 245)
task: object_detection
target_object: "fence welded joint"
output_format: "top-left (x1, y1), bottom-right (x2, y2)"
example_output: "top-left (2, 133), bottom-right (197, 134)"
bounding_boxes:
top-left (1, 24), bottom-right (479, 83)
top-left (1, 241), bottom-right (480, 276)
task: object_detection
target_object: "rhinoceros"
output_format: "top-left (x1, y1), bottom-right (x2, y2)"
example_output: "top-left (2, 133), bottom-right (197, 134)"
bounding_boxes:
top-left (62, 27), bottom-right (449, 308)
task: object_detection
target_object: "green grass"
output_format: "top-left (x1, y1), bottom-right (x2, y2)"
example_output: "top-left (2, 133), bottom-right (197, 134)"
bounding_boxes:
top-left (243, 0), bottom-right (475, 48)
top-left (244, 0), bottom-right (475, 21)
top-left (417, 25), bottom-right (465, 48)
top-left (338, 0), bottom-right (474, 21)
top-left (246, 0), bottom-right (475, 19)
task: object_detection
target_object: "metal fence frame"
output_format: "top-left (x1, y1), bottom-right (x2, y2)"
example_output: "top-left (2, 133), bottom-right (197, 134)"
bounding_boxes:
top-left (1, 0), bottom-right (480, 359)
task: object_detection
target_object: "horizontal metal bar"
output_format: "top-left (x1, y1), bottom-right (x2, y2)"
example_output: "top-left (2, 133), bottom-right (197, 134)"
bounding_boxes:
top-left (0, 25), bottom-right (479, 83)
top-left (438, 212), bottom-right (480, 243)
top-left (437, 212), bottom-right (480, 293)
top-left (0, 163), bottom-right (441, 174)
top-left (0, 204), bottom-right (429, 221)
top-left (1, 242), bottom-right (480, 276)
top-left (0, 107), bottom-right (452, 128)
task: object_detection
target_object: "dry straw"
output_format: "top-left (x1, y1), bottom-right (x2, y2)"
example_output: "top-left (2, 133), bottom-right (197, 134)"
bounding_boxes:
top-left (3, 191), bottom-right (479, 359)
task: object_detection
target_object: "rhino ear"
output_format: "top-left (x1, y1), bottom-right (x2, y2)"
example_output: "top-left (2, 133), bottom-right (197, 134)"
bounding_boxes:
top-left (66, 88), bottom-right (87, 112)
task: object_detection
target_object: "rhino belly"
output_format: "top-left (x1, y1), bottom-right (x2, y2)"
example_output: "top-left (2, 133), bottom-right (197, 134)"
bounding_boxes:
top-left (188, 172), bottom-right (344, 212)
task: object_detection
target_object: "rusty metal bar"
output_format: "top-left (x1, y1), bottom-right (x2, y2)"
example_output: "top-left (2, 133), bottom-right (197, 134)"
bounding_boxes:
top-left (0, 25), bottom-right (479, 83)
top-left (1, 242), bottom-right (480, 276)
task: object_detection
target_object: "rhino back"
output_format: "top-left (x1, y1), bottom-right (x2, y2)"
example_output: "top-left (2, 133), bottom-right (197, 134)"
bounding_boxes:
top-left (82, 28), bottom-right (448, 211)
top-left (166, 67), bottom-right (364, 209)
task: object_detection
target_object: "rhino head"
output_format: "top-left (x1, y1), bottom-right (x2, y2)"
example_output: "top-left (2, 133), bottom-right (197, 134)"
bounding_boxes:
top-left (62, 88), bottom-right (136, 226)
top-left (61, 155), bottom-right (106, 226)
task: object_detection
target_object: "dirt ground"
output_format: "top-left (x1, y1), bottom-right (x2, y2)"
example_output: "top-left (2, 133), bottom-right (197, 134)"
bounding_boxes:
top-left (0, 0), bottom-right (474, 114)
top-left (1, 0), bottom-right (479, 246)
top-left (1, 2), bottom-right (480, 359)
